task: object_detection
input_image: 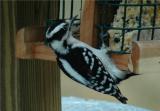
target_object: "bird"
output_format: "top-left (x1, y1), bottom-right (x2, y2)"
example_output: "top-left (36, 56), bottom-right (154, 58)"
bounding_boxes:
top-left (44, 16), bottom-right (138, 104)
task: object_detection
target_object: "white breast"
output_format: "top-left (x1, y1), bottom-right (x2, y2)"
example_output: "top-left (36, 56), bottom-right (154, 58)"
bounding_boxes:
top-left (59, 58), bottom-right (89, 85)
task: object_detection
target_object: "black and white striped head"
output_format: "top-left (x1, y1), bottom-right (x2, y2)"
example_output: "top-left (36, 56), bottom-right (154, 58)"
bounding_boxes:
top-left (45, 15), bottom-right (78, 46)
top-left (45, 20), bottom-right (68, 46)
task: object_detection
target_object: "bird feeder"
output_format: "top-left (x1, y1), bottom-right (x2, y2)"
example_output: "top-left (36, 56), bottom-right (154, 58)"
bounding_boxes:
top-left (80, 0), bottom-right (160, 72)
top-left (15, 0), bottom-right (160, 111)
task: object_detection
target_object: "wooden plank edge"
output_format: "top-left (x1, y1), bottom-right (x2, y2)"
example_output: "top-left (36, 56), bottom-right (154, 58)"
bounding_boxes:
top-left (135, 40), bottom-right (160, 58)
top-left (131, 40), bottom-right (160, 73)
top-left (131, 42), bottom-right (140, 73)
top-left (15, 28), bottom-right (56, 61)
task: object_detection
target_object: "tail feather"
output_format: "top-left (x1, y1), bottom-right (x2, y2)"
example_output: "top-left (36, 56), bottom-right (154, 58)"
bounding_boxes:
top-left (116, 72), bottom-right (140, 84)
top-left (114, 93), bottom-right (128, 104)
top-left (118, 96), bottom-right (128, 104)
top-left (125, 72), bottom-right (140, 80)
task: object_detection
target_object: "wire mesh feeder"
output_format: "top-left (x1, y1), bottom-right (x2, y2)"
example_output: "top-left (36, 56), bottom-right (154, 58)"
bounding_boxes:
top-left (96, 0), bottom-right (160, 54)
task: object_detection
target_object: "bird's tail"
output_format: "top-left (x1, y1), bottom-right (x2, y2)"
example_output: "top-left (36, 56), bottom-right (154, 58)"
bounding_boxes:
top-left (115, 93), bottom-right (128, 104)
top-left (124, 72), bottom-right (140, 80)
top-left (116, 72), bottom-right (140, 84)
top-left (117, 96), bottom-right (128, 104)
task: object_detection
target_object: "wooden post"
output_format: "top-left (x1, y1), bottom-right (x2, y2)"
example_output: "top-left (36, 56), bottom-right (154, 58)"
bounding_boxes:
top-left (15, 27), bottom-right (61, 111)
top-left (1, 1), bottom-right (61, 111)
top-left (80, 0), bottom-right (98, 46)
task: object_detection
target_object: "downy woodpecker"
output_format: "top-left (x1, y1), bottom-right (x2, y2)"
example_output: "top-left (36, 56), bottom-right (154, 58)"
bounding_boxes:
top-left (45, 16), bottom-right (137, 104)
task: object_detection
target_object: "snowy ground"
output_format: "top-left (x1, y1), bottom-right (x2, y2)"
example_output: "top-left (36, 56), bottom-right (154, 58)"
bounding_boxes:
top-left (62, 97), bottom-right (151, 111)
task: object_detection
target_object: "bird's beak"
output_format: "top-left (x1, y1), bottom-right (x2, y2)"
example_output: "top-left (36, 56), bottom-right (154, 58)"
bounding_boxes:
top-left (68, 15), bottom-right (78, 31)
top-left (70, 15), bottom-right (78, 25)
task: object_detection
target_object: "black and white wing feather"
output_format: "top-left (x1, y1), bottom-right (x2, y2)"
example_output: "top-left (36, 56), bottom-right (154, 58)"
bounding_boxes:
top-left (57, 47), bottom-right (128, 104)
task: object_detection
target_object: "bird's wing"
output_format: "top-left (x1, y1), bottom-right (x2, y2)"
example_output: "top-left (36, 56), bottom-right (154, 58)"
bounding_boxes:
top-left (60, 47), bottom-right (116, 85)
top-left (58, 47), bottom-right (127, 103)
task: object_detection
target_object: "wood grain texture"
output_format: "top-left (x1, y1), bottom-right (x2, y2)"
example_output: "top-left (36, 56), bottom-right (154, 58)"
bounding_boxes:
top-left (1, 1), bottom-right (17, 111)
top-left (18, 60), bottom-right (60, 111)
top-left (14, 2), bottom-right (61, 110)
top-left (1, 1), bottom-right (61, 111)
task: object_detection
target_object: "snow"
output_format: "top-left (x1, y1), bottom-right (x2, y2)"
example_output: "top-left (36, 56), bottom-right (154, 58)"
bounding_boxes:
top-left (62, 97), bottom-right (151, 111)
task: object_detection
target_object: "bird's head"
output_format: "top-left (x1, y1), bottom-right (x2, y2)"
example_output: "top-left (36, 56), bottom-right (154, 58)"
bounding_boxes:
top-left (45, 15), bottom-right (78, 47)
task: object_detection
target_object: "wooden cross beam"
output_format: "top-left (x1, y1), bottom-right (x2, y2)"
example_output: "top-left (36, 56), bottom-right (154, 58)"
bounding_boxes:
top-left (16, 26), bottom-right (56, 61)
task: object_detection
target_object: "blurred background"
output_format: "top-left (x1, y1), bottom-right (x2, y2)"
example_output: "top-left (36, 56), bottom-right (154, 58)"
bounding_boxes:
top-left (0, 0), bottom-right (160, 111)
